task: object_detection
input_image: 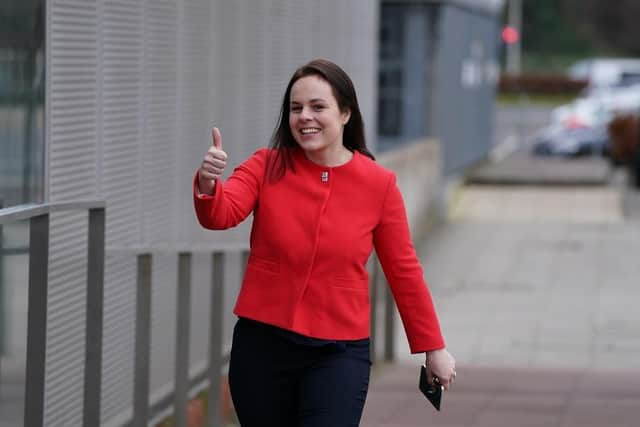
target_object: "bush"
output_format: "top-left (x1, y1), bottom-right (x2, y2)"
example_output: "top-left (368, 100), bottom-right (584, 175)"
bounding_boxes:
top-left (607, 114), bottom-right (639, 165)
top-left (499, 73), bottom-right (588, 95)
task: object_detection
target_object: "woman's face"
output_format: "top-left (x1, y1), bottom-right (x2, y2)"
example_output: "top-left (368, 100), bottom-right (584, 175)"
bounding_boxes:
top-left (288, 75), bottom-right (350, 155)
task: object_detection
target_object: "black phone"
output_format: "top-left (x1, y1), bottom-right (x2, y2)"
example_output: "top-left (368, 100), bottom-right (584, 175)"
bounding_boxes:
top-left (419, 364), bottom-right (443, 411)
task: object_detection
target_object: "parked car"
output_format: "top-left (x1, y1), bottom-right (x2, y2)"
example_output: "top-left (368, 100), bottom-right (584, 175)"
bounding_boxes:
top-left (532, 123), bottom-right (609, 157)
top-left (567, 58), bottom-right (640, 94)
top-left (532, 83), bottom-right (640, 157)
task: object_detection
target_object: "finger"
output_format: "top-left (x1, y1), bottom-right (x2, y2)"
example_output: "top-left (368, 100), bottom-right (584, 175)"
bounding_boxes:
top-left (207, 147), bottom-right (228, 162)
top-left (199, 167), bottom-right (220, 178)
top-left (202, 166), bottom-right (224, 177)
top-left (212, 127), bottom-right (222, 149)
top-left (426, 368), bottom-right (434, 386)
top-left (202, 158), bottom-right (226, 169)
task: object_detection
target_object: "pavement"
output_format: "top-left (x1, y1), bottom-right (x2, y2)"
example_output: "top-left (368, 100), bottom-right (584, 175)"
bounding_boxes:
top-left (466, 150), bottom-right (612, 186)
top-left (363, 364), bottom-right (640, 427)
top-left (361, 153), bottom-right (640, 426)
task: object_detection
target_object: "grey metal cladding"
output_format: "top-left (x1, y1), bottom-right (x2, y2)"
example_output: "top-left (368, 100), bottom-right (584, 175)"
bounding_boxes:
top-left (47, 0), bottom-right (98, 426)
top-left (45, 212), bottom-right (88, 427)
top-left (141, 1), bottom-right (178, 247)
top-left (100, 0), bottom-right (143, 424)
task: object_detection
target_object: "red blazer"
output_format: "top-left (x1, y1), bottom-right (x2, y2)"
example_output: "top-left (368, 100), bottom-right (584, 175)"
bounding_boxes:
top-left (194, 147), bottom-right (444, 353)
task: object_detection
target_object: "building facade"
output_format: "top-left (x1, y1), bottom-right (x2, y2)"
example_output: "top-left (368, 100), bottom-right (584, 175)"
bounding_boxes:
top-left (378, 0), bottom-right (504, 174)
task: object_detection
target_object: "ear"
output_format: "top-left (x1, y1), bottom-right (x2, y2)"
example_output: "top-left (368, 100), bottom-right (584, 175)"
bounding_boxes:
top-left (341, 109), bottom-right (351, 126)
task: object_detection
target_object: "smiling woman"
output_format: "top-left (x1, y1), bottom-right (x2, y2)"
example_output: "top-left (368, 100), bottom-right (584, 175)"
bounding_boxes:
top-left (288, 75), bottom-right (352, 166)
top-left (194, 58), bottom-right (455, 427)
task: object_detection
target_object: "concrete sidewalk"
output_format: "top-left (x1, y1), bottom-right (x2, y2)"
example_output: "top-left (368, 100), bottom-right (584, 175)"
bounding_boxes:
top-left (362, 181), bottom-right (640, 426)
top-left (363, 363), bottom-right (640, 427)
top-left (465, 151), bottom-right (612, 186)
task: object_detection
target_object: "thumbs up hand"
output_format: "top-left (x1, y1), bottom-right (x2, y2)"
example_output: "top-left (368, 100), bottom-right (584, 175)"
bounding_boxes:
top-left (198, 127), bottom-right (228, 195)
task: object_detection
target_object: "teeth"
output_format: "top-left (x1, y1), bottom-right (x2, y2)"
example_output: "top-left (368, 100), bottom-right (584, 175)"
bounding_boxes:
top-left (301, 128), bottom-right (320, 134)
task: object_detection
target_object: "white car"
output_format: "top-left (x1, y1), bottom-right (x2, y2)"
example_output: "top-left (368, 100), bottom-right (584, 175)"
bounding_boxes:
top-left (533, 84), bottom-right (640, 157)
top-left (568, 58), bottom-right (640, 94)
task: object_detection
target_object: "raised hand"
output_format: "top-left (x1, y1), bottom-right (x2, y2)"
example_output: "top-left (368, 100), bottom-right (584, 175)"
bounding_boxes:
top-left (198, 127), bottom-right (227, 195)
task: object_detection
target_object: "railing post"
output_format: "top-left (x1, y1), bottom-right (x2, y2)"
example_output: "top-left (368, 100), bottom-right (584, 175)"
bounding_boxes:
top-left (369, 256), bottom-right (379, 363)
top-left (133, 254), bottom-right (152, 427)
top-left (207, 251), bottom-right (224, 427)
top-left (0, 198), bottom-right (4, 383)
top-left (384, 280), bottom-right (395, 362)
top-left (24, 213), bottom-right (49, 427)
top-left (174, 252), bottom-right (192, 427)
top-left (83, 207), bottom-right (105, 427)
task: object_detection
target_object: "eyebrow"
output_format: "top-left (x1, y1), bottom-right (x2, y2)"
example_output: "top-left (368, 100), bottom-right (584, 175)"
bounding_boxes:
top-left (290, 98), bottom-right (327, 104)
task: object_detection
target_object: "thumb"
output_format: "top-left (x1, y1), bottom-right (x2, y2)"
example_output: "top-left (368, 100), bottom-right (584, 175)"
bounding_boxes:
top-left (212, 127), bottom-right (222, 149)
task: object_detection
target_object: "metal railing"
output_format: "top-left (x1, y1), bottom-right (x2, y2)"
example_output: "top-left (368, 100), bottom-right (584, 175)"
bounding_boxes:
top-left (117, 247), bottom-right (244, 427)
top-left (0, 201), bottom-right (105, 427)
top-left (0, 202), bottom-right (397, 427)
top-left (121, 247), bottom-right (394, 427)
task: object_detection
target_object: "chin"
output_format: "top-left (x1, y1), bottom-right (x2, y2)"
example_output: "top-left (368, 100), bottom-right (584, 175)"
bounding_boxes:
top-left (296, 139), bottom-right (325, 152)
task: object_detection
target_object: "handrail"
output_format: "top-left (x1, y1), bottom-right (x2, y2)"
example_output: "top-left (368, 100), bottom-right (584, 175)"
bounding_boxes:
top-left (0, 200), bottom-right (106, 224)
top-left (105, 241), bottom-right (250, 254)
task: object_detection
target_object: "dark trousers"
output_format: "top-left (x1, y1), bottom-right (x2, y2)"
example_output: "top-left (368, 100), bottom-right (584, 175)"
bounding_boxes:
top-left (228, 318), bottom-right (371, 427)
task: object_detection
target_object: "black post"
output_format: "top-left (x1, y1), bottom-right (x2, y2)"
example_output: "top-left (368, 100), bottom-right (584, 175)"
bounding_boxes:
top-left (207, 252), bottom-right (224, 427)
top-left (24, 213), bottom-right (49, 427)
top-left (133, 254), bottom-right (152, 427)
top-left (83, 208), bottom-right (105, 427)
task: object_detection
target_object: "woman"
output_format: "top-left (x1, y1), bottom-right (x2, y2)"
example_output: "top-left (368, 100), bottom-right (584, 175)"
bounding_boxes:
top-left (194, 58), bottom-right (455, 426)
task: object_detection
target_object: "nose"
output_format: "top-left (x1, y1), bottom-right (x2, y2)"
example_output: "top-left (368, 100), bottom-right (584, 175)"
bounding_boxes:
top-left (299, 106), bottom-right (312, 121)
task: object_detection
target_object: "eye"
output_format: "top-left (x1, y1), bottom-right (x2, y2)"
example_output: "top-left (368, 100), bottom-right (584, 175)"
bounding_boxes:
top-left (313, 105), bottom-right (326, 111)
top-left (290, 105), bottom-right (302, 113)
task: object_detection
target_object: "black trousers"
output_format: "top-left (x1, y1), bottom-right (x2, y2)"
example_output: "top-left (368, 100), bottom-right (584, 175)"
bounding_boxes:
top-left (228, 318), bottom-right (371, 427)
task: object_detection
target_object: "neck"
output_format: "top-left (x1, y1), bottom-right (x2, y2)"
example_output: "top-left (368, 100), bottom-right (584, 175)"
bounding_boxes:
top-left (303, 145), bottom-right (353, 167)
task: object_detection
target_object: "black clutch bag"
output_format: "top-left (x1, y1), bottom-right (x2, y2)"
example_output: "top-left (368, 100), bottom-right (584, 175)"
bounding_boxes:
top-left (419, 364), bottom-right (443, 411)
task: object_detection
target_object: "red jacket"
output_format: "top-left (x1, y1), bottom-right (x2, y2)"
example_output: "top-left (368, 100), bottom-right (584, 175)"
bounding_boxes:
top-left (194, 147), bottom-right (444, 353)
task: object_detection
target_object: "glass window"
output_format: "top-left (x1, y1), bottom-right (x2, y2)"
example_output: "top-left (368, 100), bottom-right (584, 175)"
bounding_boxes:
top-left (378, 5), bottom-right (404, 138)
top-left (0, 0), bottom-right (46, 209)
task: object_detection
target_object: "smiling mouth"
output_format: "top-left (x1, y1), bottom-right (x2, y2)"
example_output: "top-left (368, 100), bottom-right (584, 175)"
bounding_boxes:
top-left (300, 128), bottom-right (321, 135)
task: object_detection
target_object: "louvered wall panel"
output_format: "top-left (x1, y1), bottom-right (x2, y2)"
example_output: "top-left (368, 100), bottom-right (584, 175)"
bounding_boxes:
top-left (102, 0), bottom-right (142, 248)
top-left (196, 0), bottom-right (248, 247)
top-left (141, 0), bottom-right (178, 246)
top-left (190, 253), bottom-right (212, 367)
top-left (49, 0), bottom-right (99, 202)
top-left (177, 0), bottom-right (214, 367)
top-left (45, 212), bottom-right (88, 427)
top-left (149, 252), bottom-right (177, 395)
top-left (101, 254), bottom-right (136, 424)
top-left (142, 0), bottom-right (180, 401)
top-left (177, 0), bottom-right (211, 248)
top-left (242, 0), bottom-right (269, 163)
top-left (47, 1), bottom-right (98, 426)
top-left (100, 0), bottom-right (143, 423)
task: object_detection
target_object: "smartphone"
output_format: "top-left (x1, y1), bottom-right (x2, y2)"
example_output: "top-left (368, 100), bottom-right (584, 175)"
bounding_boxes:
top-left (419, 364), bottom-right (443, 411)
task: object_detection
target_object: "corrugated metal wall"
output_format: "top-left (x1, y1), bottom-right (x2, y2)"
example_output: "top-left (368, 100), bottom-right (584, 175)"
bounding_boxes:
top-left (378, 1), bottom-right (499, 175)
top-left (433, 4), bottom-right (499, 174)
top-left (46, 0), bottom-right (378, 425)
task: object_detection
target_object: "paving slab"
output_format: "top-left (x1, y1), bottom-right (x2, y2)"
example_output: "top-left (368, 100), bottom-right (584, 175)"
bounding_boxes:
top-left (363, 363), bottom-right (640, 427)
top-left (466, 151), bottom-right (612, 186)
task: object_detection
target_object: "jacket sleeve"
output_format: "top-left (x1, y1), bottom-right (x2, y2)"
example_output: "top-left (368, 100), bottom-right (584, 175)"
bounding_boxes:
top-left (193, 148), bottom-right (267, 230)
top-left (372, 173), bottom-right (445, 354)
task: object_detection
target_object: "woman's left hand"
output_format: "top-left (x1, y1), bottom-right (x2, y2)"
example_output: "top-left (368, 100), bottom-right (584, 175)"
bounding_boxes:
top-left (425, 348), bottom-right (456, 390)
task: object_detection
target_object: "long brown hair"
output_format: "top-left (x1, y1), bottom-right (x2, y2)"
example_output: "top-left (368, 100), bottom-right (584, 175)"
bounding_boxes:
top-left (267, 59), bottom-right (374, 181)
